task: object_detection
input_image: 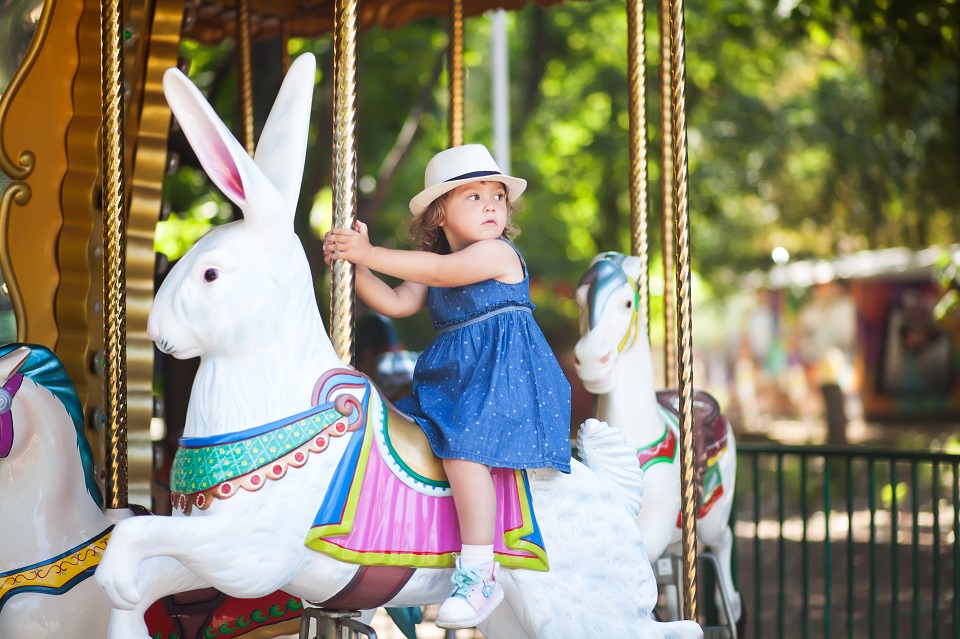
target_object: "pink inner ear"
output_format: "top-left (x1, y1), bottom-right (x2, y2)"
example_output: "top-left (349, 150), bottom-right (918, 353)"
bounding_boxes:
top-left (202, 137), bottom-right (245, 203)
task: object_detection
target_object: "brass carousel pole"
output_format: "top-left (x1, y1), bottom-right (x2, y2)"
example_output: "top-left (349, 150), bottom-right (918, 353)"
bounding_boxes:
top-left (626, 0), bottom-right (649, 329)
top-left (331, 0), bottom-right (359, 364)
top-left (237, 0), bottom-right (255, 156)
top-left (659, 0), bottom-right (676, 387)
top-left (449, 0), bottom-right (464, 147)
top-left (667, 0), bottom-right (698, 620)
top-left (281, 19), bottom-right (292, 74)
top-left (101, 0), bottom-right (128, 509)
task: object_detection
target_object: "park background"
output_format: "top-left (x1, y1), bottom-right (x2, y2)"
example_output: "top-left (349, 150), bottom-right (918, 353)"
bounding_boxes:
top-left (128, 0), bottom-right (960, 447)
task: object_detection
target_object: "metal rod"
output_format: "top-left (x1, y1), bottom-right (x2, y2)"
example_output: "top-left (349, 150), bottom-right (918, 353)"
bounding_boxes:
top-left (281, 18), bottom-right (292, 74)
top-left (933, 462), bottom-right (941, 637)
top-left (448, 0), bottom-right (464, 147)
top-left (801, 455), bottom-right (809, 638)
top-left (237, 0), bottom-right (255, 156)
top-left (847, 457), bottom-right (854, 639)
top-left (657, 0), bottom-right (676, 387)
top-left (911, 461), bottom-right (920, 639)
top-left (331, 0), bottom-right (359, 364)
top-left (869, 460), bottom-right (877, 639)
top-left (491, 10), bottom-right (510, 172)
top-left (626, 0), bottom-right (649, 330)
top-left (667, 0), bottom-right (698, 619)
top-left (824, 457), bottom-right (832, 639)
top-left (777, 453), bottom-right (785, 639)
top-left (100, 0), bottom-right (128, 510)
top-left (753, 453), bottom-right (761, 639)
top-left (953, 461), bottom-right (959, 639)
top-left (891, 460), bottom-right (899, 639)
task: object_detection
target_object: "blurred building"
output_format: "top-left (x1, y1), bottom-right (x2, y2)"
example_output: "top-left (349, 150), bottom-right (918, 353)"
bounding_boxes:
top-left (737, 246), bottom-right (960, 423)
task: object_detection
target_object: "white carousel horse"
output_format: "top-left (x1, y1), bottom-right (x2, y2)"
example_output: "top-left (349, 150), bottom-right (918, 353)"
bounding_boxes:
top-left (0, 344), bottom-right (114, 639)
top-left (0, 344), bottom-right (304, 639)
top-left (573, 252), bottom-right (743, 627)
top-left (93, 52), bottom-right (703, 639)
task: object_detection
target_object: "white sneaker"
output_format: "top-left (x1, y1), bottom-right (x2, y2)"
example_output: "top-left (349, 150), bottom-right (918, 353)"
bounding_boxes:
top-left (435, 559), bottom-right (504, 629)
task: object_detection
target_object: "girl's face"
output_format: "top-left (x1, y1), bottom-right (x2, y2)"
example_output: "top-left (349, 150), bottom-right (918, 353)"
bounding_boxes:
top-left (440, 181), bottom-right (509, 252)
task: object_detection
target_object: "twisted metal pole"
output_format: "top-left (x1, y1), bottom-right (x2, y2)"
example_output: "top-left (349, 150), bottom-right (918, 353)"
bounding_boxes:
top-left (626, 0), bottom-right (650, 331)
top-left (237, 0), bottom-right (255, 156)
top-left (658, 0), bottom-right (677, 387)
top-left (101, 0), bottom-right (128, 509)
top-left (448, 0), bottom-right (464, 147)
top-left (668, 0), bottom-right (699, 620)
top-left (331, 0), bottom-right (359, 364)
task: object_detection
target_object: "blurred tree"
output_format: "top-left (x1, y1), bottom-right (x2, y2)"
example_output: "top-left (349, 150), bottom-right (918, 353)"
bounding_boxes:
top-left (158, 0), bottom-right (960, 353)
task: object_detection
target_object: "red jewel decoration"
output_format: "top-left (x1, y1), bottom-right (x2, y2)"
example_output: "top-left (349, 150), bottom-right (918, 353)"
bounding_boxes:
top-left (251, 475), bottom-right (261, 485)
top-left (295, 452), bottom-right (305, 463)
top-left (316, 436), bottom-right (326, 449)
top-left (336, 422), bottom-right (346, 434)
top-left (178, 494), bottom-right (187, 511)
top-left (196, 494), bottom-right (206, 508)
top-left (221, 484), bottom-right (232, 495)
top-left (272, 464), bottom-right (283, 475)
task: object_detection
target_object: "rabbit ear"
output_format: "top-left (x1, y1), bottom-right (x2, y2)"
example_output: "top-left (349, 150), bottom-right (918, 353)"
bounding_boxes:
top-left (254, 53), bottom-right (316, 225)
top-left (163, 67), bottom-right (256, 211)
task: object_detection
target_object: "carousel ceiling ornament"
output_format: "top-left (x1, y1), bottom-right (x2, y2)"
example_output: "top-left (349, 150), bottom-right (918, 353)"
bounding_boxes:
top-left (180, 0), bottom-right (573, 43)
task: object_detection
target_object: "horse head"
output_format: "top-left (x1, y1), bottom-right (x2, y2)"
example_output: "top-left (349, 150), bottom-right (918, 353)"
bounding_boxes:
top-left (0, 343), bottom-right (102, 509)
top-left (573, 252), bottom-right (655, 395)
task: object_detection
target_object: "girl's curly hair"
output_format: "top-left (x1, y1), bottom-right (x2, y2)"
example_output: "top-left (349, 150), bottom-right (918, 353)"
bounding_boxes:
top-left (406, 182), bottom-right (521, 254)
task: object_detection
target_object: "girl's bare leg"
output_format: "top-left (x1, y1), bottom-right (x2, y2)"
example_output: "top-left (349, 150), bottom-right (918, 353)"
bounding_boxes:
top-left (442, 458), bottom-right (495, 544)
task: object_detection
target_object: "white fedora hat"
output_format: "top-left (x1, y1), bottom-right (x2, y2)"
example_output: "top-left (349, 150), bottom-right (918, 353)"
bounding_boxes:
top-left (409, 144), bottom-right (527, 215)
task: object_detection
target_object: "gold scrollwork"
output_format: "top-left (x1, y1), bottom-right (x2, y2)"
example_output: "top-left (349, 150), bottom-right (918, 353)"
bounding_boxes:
top-left (0, 0), bottom-right (53, 180)
top-left (0, 181), bottom-right (30, 341)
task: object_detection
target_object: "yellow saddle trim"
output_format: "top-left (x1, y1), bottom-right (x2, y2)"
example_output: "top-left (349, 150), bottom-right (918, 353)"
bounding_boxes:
top-left (0, 528), bottom-right (111, 609)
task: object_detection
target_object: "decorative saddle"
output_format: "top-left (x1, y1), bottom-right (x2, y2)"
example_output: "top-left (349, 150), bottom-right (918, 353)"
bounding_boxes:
top-left (650, 389), bottom-right (731, 525)
top-left (305, 370), bottom-right (549, 572)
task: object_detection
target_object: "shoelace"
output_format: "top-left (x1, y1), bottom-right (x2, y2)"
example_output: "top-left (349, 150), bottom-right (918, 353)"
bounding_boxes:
top-left (451, 567), bottom-right (495, 598)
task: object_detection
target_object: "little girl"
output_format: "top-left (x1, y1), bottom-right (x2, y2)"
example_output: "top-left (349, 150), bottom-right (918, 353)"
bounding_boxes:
top-left (323, 144), bottom-right (571, 630)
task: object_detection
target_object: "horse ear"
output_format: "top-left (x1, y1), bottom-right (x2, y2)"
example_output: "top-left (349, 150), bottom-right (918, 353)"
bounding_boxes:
top-left (0, 346), bottom-right (30, 382)
top-left (253, 53), bottom-right (316, 226)
top-left (622, 254), bottom-right (643, 282)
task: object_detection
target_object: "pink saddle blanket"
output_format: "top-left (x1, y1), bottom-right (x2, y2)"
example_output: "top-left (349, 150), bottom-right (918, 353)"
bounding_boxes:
top-left (304, 370), bottom-right (549, 572)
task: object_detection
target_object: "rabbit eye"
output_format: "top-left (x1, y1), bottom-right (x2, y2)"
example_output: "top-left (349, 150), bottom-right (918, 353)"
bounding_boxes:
top-left (203, 268), bottom-right (220, 283)
top-left (624, 299), bottom-right (632, 310)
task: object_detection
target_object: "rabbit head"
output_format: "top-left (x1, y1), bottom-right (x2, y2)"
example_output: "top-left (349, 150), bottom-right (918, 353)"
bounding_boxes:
top-left (148, 53), bottom-right (330, 363)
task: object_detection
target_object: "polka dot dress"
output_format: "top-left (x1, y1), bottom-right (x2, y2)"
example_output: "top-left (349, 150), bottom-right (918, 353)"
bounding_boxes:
top-left (395, 242), bottom-right (572, 473)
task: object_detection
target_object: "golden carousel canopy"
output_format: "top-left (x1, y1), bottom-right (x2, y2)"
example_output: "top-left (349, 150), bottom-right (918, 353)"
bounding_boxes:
top-left (182, 0), bottom-right (571, 43)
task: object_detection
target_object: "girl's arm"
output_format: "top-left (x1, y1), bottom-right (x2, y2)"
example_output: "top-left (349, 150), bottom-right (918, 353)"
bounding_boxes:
top-left (323, 228), bottom-right (427, 318)
top-left (324, 223), bottom-right (521, 287)
top-left (355, 265), bottom-right (427, 318)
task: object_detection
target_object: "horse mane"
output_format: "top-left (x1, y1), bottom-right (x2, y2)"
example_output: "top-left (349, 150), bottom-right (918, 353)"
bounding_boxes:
top-left (0, 342), bottom-right (103, 508)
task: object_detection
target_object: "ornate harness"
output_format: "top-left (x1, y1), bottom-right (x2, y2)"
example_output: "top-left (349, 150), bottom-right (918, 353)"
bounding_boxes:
top-left (0, 527), bottom-right (112, 614)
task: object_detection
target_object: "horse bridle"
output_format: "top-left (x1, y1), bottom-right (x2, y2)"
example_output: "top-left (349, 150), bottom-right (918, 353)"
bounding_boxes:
top-left (0, 373), bottom-right (23, 458)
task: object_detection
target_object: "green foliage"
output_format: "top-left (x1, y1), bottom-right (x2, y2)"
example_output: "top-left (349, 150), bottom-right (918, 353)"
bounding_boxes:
top-left (159, 0), bottom-right (960, 352)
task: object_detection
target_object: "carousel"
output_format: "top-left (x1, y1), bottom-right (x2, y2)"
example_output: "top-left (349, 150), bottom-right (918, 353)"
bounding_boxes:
top-left (0, 0), bottom-right (740, 636)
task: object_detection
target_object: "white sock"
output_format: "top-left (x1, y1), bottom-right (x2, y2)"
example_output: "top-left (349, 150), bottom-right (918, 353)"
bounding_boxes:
top-left (459, 544), bottom-right (494, 569)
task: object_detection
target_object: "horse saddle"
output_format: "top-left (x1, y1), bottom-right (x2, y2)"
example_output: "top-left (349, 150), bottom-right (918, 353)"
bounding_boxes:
top-left (656, 389), bottom-right (729, 515)
top-left (305, 370), bottom-right (549, 575)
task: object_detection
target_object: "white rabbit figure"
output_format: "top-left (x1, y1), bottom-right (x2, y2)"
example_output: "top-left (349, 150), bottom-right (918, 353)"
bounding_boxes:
top-left (94, 52), bottom-right (702, 639)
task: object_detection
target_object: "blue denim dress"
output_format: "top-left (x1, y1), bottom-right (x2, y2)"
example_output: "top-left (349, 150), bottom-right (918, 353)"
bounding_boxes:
top-left (394, 243), bottom-right (572, 473)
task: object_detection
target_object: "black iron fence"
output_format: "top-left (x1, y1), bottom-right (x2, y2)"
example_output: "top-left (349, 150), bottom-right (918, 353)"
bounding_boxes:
top-left (735, 443), bottom-right (960, 639)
